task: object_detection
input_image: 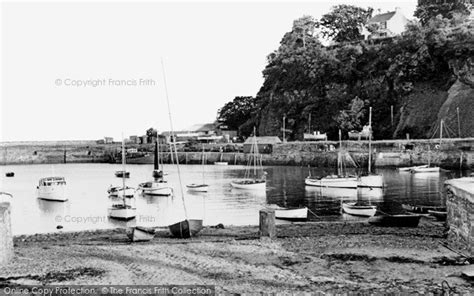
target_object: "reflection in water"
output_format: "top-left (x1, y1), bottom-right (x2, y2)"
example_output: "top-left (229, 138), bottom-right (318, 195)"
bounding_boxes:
top-left (0, 163), bottom-right (470, 234)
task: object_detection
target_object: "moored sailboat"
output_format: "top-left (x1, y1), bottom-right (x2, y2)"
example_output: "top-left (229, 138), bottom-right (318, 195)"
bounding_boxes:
top-left (138, 140), bottom-right (173, 196)
top-left (305, 130), bottom-right (358, 189)
top-left (358, 107), bottom-right (383, 188)
top-left (108, 136), bottom-right (136, 220)
top-left (230, 128), bottom-right (266, 190)
top-left (187, 145), bottom-right (209, 192)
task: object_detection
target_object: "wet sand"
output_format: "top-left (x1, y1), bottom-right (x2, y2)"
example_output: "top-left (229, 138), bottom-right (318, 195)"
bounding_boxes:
top-left (0, 220), bottom-right (472, 294)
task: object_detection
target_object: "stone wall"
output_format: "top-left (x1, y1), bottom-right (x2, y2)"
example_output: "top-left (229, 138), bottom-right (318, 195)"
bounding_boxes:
top-left (445, 177), bottom-right (474, 255)
top-left (0, 202), bottom-right (13, 265)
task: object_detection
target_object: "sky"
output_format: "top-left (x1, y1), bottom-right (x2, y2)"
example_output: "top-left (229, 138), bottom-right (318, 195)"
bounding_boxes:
top-left (0, 0), bottom-right (418, 141)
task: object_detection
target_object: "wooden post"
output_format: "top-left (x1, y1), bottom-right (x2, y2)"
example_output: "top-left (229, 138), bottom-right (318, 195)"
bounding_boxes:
top-left (259, 209), bottom-right (276, 239)
top-left (406, 133), bottom-right (410, 140)
top-left (0, 202), bottom-right (13, 265)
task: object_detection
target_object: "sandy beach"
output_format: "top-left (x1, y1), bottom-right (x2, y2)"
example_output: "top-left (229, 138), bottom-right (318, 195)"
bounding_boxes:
top-left (0, 220), bottom-right (472, 294)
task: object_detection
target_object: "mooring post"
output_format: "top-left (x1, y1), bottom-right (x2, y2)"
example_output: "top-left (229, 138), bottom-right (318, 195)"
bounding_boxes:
top-left (259, 209), bottom-right (276, 239)
top-left (0, 201), bottom-right (13, 266)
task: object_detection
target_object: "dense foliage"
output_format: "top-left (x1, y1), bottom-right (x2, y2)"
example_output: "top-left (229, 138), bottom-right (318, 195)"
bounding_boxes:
top-left (217, 4), bottom-right (473, 140)
top-left (217, 96), bottom-right (256, 136)
top-left (415, 0), bottom-right (472, 25)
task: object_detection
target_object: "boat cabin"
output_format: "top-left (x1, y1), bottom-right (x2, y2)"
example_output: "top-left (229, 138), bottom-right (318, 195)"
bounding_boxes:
top-left (38, 177), bottom-right (66, 186)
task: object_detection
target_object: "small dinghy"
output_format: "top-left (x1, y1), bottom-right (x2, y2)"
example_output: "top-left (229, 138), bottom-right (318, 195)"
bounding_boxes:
top-left (169, 219), bottom-right (203, 238)
top-left (115, 170), bottom-right (130, 178)
top-left (127, 226), bottom-right (155, 242)
top-left (398, 165), bottom-right (428, 172)
top-left (186, 184), bottom-right (209, 192)
top-left (401, 204), bottom-right (446, 214)
top-left (342, 202), bottom-right (376, 217)
top-left (5, 172), bottom-right (14, 177)
top-left (368, 214), bottom-right (422, 227)
top-left (267, 205), bottom-right (308, 221)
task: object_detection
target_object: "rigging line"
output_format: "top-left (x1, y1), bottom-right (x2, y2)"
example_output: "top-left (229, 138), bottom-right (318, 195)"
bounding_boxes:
top-left (161, 58), bottom-right (188, 219)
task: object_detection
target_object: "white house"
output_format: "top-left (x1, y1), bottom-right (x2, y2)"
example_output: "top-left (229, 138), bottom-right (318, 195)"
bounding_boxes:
top-left (365, 8), bottom-right (409, 39)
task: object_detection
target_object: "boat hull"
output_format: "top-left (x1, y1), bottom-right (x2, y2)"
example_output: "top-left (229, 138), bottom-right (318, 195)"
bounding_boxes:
top-left (305, 177), bottom-right (358, 189)
top-left (186, 184), bottom-right (209, 192)
top-left (398, 165), bottom-right (428, 172)
top-left (428, 210), bottom-right (447, 221)
top-left (342, 202), bottom-right (376, 217)
top-left (108, 206), bottom-right (136, 220)
top-left (139, 182), bottom-right (172, 196)
top-left (126, 226), bottom-right (155, 242)
top-left (230, 179), bottom-right (266, 190)
top-left (169, 219), bottom-right (203, 238)
top-left (5, 172), bottom-right (14, 177)
top-left (368, 215), bottom-right (422, 227)
top-left (37, 186), bottom-right (68, 202)
top-left (274, 207), bottom-right (308, 221)
top-left (358, 174), bottom-right (384, 188)
top-left (214, 162), bottom-right (228, 166)
top-left (411, 167), bottom-right (440, 173)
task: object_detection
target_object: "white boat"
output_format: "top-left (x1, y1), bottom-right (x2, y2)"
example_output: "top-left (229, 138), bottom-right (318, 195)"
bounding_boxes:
top-left (187, 145), bottom-right (209, 192)
top-left (126, 226), bottom-right (155, 242)
top-left (342, 202), bottom-right (376, 217)
top-left (398, 165), bottom-right (428, 172)
top-left (305, 130), bottom-right (358, 189)
top-left (411, 166), bottom-right (440, 173)
top-left (357, 107), bottom-right (383, 188)
top-left (0, 192), bottom-right (12, 203)
top-left (186, 183), bottom-right (209, 192)
top-left (37, 177), bottom-right (68, 201)
top-left (139, 181), bottom-right (173, 196)
top-left (230, 128), bottom-right (266, 190)
top-left (305, 175), bottom-right (358, 188)
top-left (139, 141), bottom-right (173, 196)
top-left (108, 204), bottom-right (136, 220)
top-left (108, 136), bottom-right (136, 220)
top-left (214, 161), bottom-right (228, 166)
top-left (108, 185), bottom-right (135, 198)
top-left (267, 205), bottom-right (308, 221)
top-left (304, 131), bottom-right (327, 141)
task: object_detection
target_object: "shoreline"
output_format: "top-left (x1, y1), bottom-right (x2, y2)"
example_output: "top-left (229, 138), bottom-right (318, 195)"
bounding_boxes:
top-left (2, 221), bottom-right (472, 293)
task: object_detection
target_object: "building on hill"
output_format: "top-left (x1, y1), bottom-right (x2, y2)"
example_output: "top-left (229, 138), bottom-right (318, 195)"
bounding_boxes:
top-left (364, 8), bottom-right (409, 39)
top-left (243, 136), bottom-right (282, 154)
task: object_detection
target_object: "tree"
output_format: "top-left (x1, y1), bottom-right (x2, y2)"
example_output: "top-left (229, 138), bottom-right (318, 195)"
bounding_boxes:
top-left (217, 96), bottom-right (256, 133)
top-left (334, 97), bottom-right (367, 132)
top-left (318, 5), bottom-right (373, 43)
top-left (146, 128), bottom-right (157, 142)
top-left (415, 0), bottom-right (472, 25)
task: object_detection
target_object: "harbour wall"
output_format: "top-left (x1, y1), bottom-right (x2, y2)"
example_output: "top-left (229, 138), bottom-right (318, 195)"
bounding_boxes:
top-left (0, 202), bottom-right (13, 265)
top-left (1, 138), bottom-right (474, 169)
top-left (445, 177), bottom-right (474, 255)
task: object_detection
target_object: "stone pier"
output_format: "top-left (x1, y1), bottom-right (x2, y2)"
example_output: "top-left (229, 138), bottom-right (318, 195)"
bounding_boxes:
top-left (445, 177), bottom-right (474, 255)
top-left (0, 201), bottom-right (13, 265)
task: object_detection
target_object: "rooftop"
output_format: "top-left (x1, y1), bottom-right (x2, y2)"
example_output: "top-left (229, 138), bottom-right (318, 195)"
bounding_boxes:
top-left (368, 11), bottom-right (396, 23)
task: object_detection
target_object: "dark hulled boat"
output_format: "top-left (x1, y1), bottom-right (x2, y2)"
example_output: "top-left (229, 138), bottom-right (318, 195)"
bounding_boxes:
top-left (5, 172), bottom-right (14, 177)
top-left (115, 170), bottom-right (130, 178)
top-left (368, 214), bottom-right (422, 227)
top-left (169, 219), bottom-right (203, 238)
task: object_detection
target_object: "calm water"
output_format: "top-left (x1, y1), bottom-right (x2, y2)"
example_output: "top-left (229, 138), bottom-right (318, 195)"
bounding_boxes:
top-left (0, 163), bottom-right (471, 235)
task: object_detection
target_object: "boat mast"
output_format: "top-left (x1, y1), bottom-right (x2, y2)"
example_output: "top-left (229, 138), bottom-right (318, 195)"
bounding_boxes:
top-left (122, 135), bottom-right (126, 205)
top-left (201, 144), bottom-right (205, 184)
top-left (439, 119), bottom-right (443, 147)
top-left (338, 129), bottom-right (342, 176)
top-left (368, 107), bottom-right (372, 174)
top-left (161, 58), bottom-right (187, 219)
top-left (253, 127), bottom-right (257, 177)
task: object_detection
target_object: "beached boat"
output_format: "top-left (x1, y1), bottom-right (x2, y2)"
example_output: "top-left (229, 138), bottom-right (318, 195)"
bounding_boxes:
top-left (398, 165), bottom-right (428, 172)
top-left (368, 214), bottom-right (422, 227)
top-left (187, 145), bottom-right (209, 192)
top-left (0, 192), bottom-right (12, 203)
top-left (401, 204), bottom-right (446, 214)
top-left (162, 60), bottom-right (203, 238)
top-left (427, 210), bottom-right (447, 221)
top-left (267, 205), bottom-right (308, 221)
top-left (108, 137), bottom-right (136, 220)
top-left (342, 202), bottom-right (376, 217)
top-left (231, 127), bottom-right (266, 190)
top-left (126, 226), bottom-right (155, 242)
top-left (37, 177), bottom-right (68, 202)
top-left (138, 141), bottom-right (173, 196)
top-left (305, 130), bottom-right (358, 189)
top-left (5, 172), bottom-right (14, 177)
top-left (169, 219), bottom-right (203, 238)
top-left (358, 107), bottom-right (383, 188)
top-left (115, 170), bottom-right (130, 178)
